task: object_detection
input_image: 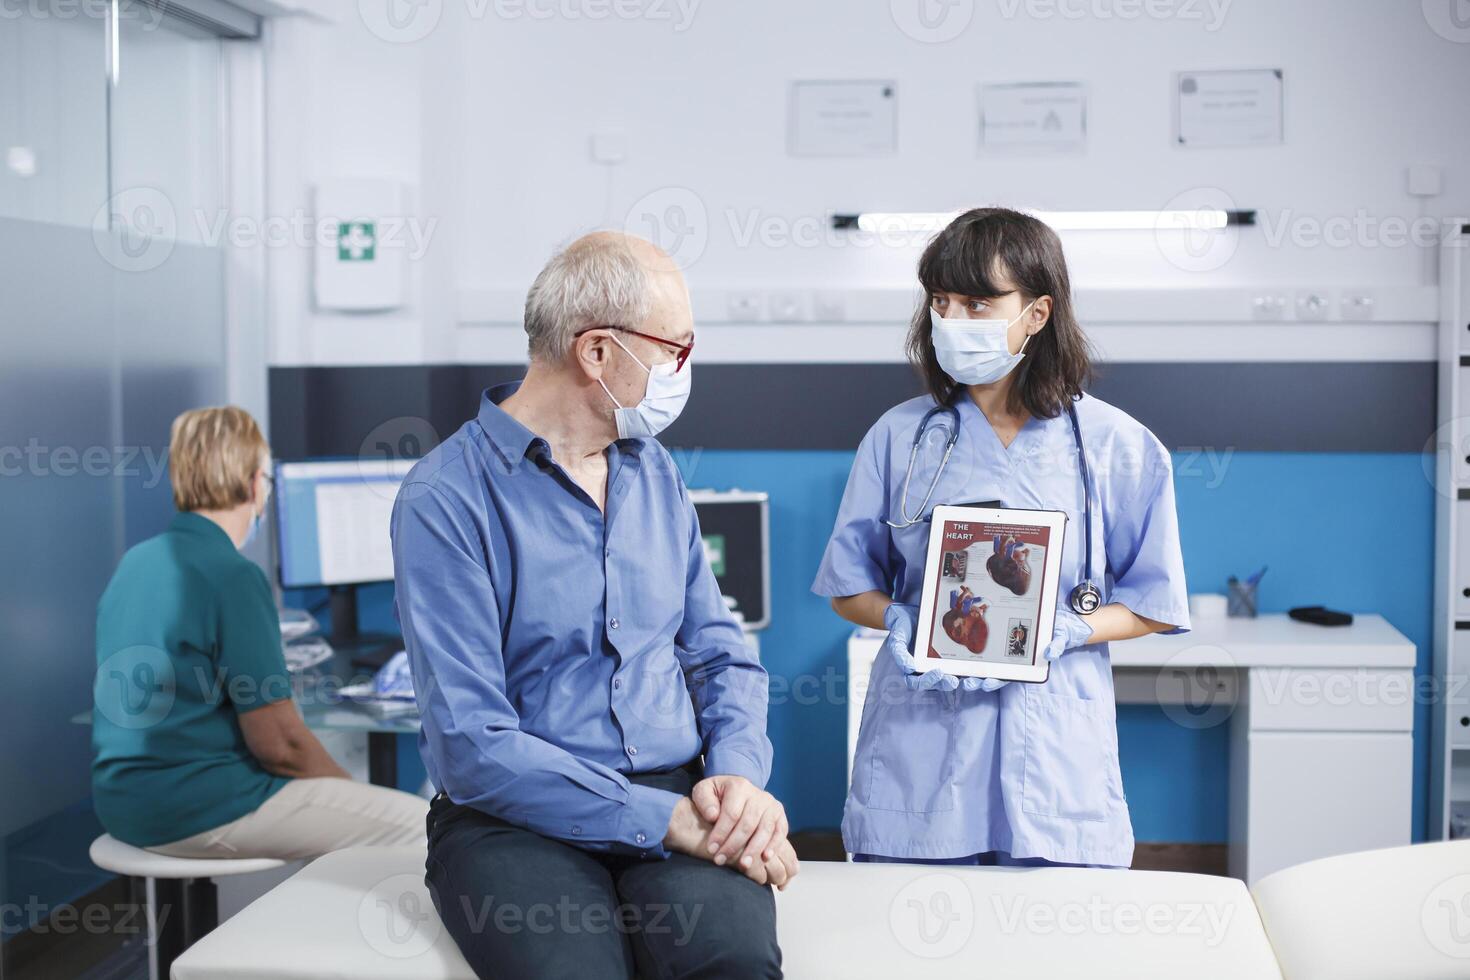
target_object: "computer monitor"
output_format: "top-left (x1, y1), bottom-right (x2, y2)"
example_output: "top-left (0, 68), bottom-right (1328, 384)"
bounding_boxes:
top-left (689, 490), bottom-right (770, 630)
top-left (274, 459), bottom-right (415, 589)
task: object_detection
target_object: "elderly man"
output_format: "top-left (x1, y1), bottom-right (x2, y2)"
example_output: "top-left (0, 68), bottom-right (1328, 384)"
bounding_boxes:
top-left (391, 232), bottom-right (793, 979)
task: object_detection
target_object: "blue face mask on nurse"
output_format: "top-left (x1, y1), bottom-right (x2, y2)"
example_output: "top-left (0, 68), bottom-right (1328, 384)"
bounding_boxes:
top-left (811, 207), bottom-right (1192, 869)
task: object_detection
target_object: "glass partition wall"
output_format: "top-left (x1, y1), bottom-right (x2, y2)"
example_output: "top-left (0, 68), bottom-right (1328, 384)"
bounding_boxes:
top-left (1, 4), bottom-right (253, 972)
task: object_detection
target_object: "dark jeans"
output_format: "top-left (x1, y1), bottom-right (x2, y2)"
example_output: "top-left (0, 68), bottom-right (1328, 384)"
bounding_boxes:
top-left (425, 765), bottom-right (782, 980)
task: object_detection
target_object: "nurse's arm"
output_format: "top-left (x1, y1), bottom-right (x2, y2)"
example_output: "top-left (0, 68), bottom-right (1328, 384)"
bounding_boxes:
top-left (830, 591), bottom-right (892, 632)
top-left (1075, 604), bottom-right (1179, 643)
top-left (239, 700), bottom-right (351, 780)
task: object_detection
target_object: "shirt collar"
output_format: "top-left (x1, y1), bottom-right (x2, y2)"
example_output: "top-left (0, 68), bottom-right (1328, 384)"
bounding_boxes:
top-left (170, 511), bottom-right (237, 549)
top-left (477, 381), bottom-right (644, 470)
top-left (478, 382), bottom-right (551, 469)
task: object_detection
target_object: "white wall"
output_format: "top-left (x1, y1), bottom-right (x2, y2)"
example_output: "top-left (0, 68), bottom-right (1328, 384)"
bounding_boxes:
top-left (264, 6), bottom-right (436, 364)
top-left (264, 0), bottom-right (1470, 366)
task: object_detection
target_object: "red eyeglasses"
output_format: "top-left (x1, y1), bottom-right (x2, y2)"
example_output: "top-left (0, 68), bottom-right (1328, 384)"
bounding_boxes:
top-left (574, 325), bottom-right (694, 373)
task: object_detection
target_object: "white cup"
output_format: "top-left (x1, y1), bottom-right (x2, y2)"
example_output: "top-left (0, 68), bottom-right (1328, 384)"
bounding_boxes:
top-left (1189, 593), bottom-right (1228, 620)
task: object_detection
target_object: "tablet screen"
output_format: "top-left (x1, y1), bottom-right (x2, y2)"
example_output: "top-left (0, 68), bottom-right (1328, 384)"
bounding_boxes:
top-left (924, 518), bottom-right (1055, 667)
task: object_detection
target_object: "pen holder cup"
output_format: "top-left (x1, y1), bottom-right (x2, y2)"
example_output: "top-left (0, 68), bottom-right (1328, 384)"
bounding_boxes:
top-left (1227, 581), bottom-right (1258, 618)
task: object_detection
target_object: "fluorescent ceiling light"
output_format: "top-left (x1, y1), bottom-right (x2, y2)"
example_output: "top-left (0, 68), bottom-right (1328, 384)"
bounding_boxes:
top-left (837, 209), bottom-right (1254, 233)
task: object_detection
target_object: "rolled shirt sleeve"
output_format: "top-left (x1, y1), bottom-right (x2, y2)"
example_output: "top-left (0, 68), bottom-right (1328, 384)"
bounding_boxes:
top-left (1103, 430), bottom-right (1192, 635)
top-left (673, 483), bottom-right (772, 788)
top-left (393, 482), bottom-right (681, 857)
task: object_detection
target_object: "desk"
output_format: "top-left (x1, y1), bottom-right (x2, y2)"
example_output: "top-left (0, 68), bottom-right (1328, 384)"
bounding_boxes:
top-left (846, 613), bottom-right (1416, 883)
top-left (296, 644), bottom-right (418, 788)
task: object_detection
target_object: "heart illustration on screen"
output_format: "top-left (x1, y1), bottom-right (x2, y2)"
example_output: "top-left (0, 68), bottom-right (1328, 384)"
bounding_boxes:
top-left (985, 534), bottom-right (1032, 596)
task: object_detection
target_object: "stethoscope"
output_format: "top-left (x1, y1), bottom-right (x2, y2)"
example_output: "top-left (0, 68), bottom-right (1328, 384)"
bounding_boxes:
top-left (885, 400), bottom-right (1103, 615)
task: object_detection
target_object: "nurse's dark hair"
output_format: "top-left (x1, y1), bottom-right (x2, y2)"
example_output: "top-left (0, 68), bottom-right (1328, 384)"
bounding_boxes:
top-left (906, 207), bottom-right (1095, 419)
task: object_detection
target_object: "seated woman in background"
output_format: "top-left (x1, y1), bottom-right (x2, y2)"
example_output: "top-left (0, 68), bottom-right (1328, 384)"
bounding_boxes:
top-left (91, 407), bottom-right (425, 860)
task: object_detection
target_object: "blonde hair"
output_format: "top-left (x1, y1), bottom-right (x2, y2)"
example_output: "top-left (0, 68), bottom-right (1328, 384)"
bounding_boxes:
top-left (168, 407), bottom-right (270, 512)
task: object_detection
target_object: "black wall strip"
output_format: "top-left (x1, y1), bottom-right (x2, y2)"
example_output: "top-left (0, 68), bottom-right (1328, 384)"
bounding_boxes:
top-left (269, 361), bottom-right (1436, 458)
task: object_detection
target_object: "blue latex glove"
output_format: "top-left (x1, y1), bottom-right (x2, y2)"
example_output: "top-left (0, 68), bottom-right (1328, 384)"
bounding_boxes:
top-left (962, 609), bottom-right (1096, 694)
top-left (882, 603), bottom-right (959, 693)
top-left (372, 650), bottom-right (415, 697)
top-left (1043, 607), bottom-right (1095, 661)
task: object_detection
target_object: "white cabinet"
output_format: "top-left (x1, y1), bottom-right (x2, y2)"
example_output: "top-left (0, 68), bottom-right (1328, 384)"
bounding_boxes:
top-left (1229, 663), bottom-right (1414, 883)
top-left (1243, 667), bottom-right (1413, 733)
top-left (1232, 730), bottom-right (1411, 883)
top-left (846, 634), bottom-right (881, 791)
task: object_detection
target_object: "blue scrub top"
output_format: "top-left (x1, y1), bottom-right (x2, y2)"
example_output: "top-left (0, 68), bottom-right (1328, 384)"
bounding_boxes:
top-left (813, 392), bottom-right (1190, 866)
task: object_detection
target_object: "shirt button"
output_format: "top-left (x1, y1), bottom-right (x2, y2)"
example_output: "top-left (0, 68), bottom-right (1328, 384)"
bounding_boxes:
top-left (610, 618), bottom-right (620, 630)
top-left (628, 745), bottom-right (638, 756)
top-left (572, 826), bottom-right (582, 836)
top-left (605, 547), bottom-right (611, 557)
top-left (635, 832), bottom-right (646, 845)
top-left (613, 679), bottom-right (622, 689)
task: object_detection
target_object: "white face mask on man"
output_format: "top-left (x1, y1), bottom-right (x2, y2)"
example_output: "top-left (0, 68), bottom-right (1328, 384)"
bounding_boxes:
top-left (598, 334), bottom-right (692, 439)
top-left (929, 299), bottom-right (1037, 386)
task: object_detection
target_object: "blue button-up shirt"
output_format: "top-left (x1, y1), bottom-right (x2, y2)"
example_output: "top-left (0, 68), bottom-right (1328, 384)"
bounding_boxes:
top-left (391, 383), bottom-right (772, 858)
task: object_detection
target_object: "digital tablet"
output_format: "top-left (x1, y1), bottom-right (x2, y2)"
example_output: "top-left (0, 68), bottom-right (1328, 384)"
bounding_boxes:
top-left (913, 505), bottom-right (1068, 684)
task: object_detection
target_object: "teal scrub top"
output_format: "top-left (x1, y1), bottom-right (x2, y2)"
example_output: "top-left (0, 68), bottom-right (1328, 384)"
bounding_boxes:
top-left (92, 512), bottom-right (290, 848)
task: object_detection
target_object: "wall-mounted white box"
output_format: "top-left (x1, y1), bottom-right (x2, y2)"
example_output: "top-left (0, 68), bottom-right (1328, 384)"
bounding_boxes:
top-left (313, 178), bottom-right (407, 312)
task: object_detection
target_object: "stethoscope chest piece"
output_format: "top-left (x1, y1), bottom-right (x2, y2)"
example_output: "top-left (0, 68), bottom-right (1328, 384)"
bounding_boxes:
top-left (1068, 581), bottom-right (1102, 615)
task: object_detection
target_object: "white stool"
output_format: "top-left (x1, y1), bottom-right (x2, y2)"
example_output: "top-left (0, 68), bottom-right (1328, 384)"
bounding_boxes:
top-left (89, 834), bottom-right (287, 980)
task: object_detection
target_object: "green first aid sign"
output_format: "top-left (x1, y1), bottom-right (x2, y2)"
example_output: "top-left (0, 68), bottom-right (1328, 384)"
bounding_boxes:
top-left (338, 222), bottom-right (376, 261)
top-left (702, 534), bottom-right (726, 576)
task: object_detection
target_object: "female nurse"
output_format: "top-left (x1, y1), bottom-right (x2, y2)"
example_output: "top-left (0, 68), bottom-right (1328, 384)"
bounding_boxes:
top-left (812, 208), bottom-right (1191, 868)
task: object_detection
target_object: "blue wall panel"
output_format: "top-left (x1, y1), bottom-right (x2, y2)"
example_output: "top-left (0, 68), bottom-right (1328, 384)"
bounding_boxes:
top-left (673, 449), bottom-right (1434, 842)
top-left (334, 448), bottom-right (1433, 844)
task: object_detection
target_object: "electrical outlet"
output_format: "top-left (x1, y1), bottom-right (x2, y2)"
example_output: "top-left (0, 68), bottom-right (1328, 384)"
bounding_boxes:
top-left (812, 291), bottom-right (846, 322)
top-left (590, 132), bottom-right (627, 165)
top-left (1295, 291), bottom-right (1332, 321)
top-left (726, 291), bottom-right (765, 322)
top-left (1408, 165), bottom-right (1442, 198)
top-left (1251, 294), bottom-right (1288, 321)
top-left (1341, 292), bottom-right (1375, 320)
top-left (768, 291), bottom-right (809, 322)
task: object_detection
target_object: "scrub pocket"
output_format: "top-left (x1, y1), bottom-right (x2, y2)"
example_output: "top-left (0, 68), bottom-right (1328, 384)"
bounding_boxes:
top-left (855, 687), bottom-right (957, 814)
top-left (1021, 686), bottom-right (1116, 823)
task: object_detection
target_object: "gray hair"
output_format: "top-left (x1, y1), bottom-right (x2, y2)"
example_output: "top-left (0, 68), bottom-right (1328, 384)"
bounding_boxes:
top-left (523, 235), bottom-right (653, 361)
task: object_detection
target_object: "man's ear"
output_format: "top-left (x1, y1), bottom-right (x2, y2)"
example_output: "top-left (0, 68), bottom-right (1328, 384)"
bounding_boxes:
top-left (573, 329), bottom-right (611, 380)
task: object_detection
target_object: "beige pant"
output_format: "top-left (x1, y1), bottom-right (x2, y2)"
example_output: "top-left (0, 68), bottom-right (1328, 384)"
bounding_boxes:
top-left (148, 778), bottom-right (427, 862)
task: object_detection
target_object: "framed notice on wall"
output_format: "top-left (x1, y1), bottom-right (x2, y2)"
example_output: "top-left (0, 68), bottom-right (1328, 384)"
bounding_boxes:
top-left (1175, 69), bottom-right (1284, 147)
top-left (788, 80), bottom-right (898, 157)
top-left (979, 81), bottom-right (1087, 152)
